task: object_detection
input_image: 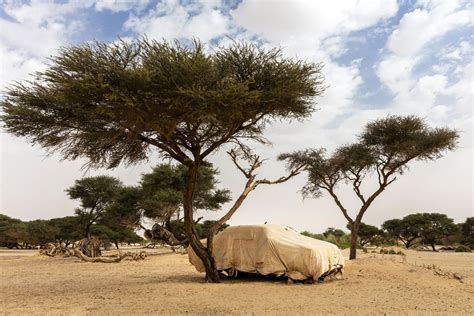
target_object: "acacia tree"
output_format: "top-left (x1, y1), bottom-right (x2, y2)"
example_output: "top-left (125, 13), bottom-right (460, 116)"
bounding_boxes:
top-left (347, 222), bottom-right (382, 247)
top-left (1, 38), bottom-right (324, 282)
top-left (418, 213), bottom-right (458, 251)
top-left (105, 164), bottom-right (232, 245)
top-left (66, 176), bottom-right (123, 238)
top-left (382, 214), bottom-right (429, 248)
top-left (461, 217), bottom-right (474, 248)
top-left (0, 214), bottom-right (26, 248)
top-left (139, 164), bottom-right (231, 225)
top-left (280, 115), bottom-right (458, 259)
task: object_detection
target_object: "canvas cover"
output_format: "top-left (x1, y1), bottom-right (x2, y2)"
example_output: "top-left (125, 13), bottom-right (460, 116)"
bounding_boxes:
top-left (188, 225), bottom-right (344, 280)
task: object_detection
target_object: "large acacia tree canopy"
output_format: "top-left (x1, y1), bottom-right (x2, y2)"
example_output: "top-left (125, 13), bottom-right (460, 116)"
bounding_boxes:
top-left (1, 39), bottom-right (325, 168)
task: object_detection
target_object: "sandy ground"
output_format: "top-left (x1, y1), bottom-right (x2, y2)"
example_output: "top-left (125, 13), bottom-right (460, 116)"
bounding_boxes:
top-left (1, 247), bottom-right (473, 315)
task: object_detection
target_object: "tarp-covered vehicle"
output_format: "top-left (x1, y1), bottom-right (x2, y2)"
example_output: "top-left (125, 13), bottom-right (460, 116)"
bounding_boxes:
top-left (188, 225), bottom-right (344, 281)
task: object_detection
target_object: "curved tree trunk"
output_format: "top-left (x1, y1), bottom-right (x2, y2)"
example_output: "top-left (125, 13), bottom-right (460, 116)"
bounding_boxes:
top-left (183, 164), bottom-right (220, 283)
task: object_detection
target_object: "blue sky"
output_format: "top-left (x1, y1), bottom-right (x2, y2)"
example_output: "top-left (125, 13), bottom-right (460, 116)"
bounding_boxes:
top-left (0, 0), bottom-right (472, 232)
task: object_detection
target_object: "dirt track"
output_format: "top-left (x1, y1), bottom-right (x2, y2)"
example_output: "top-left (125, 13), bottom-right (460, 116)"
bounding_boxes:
top-left (1, 248), bottom-right (473, 315)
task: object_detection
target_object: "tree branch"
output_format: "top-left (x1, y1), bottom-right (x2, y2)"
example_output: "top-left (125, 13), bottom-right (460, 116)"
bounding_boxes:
top-left (325, 186), bottom-right (353, 225)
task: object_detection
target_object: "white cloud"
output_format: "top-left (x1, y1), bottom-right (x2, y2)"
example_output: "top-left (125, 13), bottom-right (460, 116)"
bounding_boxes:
top-left (376, 0), bottom-right (472, 128)
top-left (225, 0), bottom-right (398, 135)
top-left (0, 46), bottom-right (46, 90)
top-left (387, 3), bottom-right (471, 56)
top-left (442, 41), bottom-right (473, 61)
top-left (124, 0), bottom-right (234, 43)
top-left (0, 0), bottom-right (94, 92)
top-left (376, 55), bottom-right (418, 93)
top-left (378, 0), bottom-right (472, 83)
top-left (231, 0), bottom-right (398, 43)
top-left (94, 0), bottom-right (150, 12)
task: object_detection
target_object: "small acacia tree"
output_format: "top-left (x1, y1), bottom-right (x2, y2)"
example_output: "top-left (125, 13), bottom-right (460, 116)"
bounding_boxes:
top-left (66, 176), bottom-right (123, 238)
top-left (382, 214), bottom-right (428, 248)
top-left (418, 213), bottom-right (458, 251)
top-left (347, 222), bottom-right (382, 247)
top-left (139, 164), bottom-right (231, 226)
top-left (280, 115), bottom-right (458, 259)
top-left (105, 164), bottom-right (232, 246)
top-left (1, 38), bottom-right (324, 281)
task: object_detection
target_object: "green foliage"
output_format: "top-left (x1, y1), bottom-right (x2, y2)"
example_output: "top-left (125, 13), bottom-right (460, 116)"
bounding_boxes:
top-left (379, 248), bottom-right (404, 256)
top-left (90, 224), bottom-right (143, 247)
top-left (25, 220), bottom-right (59, 247)
top-left (362, 115), bottom-right (458, 163)
top-left (138, 164), bottom-right (231, 222)
top-left (48, 216), bottom-right (82, 243)
top-left (301, 229), bottom-right (350, 249)
top-left (102, 163), bottom-right (232, 242)
top-left (300, 231), bottom-right (324, 240)
top-left (90, 224), bottom-right (118, 241)
top-left (383, 213), bottom-right (458, 250)
top-left (418, 213), bottom-right (458, 251)
top-left (454, 245), bottom-right (471, 252)
top-left (102, 186), bottom-right (143, 229)
top-left (66, 175), bottom-right (123, 237)
top-left (461, 217), bottom-right (474, 247)
top-left (0, 214), bottom-right (26, 247)
top-left (1, 38), bottom-right (325, 169)
top-left (323, 227), bottom-right (345, 238)
top-left (382, 216), bottom-right (424, 248)
top-left (356, 223), bottom-right (383, 247)
top-left (195, 220), bottom-right (229, 239)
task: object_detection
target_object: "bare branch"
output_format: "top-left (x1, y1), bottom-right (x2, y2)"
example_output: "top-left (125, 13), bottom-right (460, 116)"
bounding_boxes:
top-left (326, 186), bottom-right (353, 225)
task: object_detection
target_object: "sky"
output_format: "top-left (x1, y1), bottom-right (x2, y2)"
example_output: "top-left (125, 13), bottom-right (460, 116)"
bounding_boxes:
top-left (0, 0), bottom-right (472, 233)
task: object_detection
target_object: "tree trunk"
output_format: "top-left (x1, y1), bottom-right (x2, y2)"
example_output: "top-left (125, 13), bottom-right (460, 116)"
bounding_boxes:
top-left (431, 242), bottom-right (437, 251)
top-left (86, 223), bottom-right (91, 239)
top-left (349, 222), bottom-right (360, 260)
top-left (402, 239), bottom-right (409, 248)
top-left (115, 241), bottom-right (119, 249)
top-left (183, 164), bottom-right (220, 283)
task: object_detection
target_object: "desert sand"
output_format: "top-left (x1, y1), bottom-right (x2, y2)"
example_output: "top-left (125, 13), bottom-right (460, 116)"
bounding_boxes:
top-left (1, 247), bottom-right (473, 315)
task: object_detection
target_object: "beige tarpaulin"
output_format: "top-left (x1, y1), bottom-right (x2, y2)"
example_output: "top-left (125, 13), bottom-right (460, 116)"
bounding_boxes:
top-left (188, 225), bottom-right (344, 280)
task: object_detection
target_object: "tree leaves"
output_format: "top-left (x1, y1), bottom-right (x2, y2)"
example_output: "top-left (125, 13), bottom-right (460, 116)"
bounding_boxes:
top-left (1, 38), bottom-right (325, 169)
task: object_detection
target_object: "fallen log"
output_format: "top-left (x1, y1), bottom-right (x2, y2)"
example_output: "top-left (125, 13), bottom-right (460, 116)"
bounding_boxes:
top-left (40, 243), bottom-right (147, 263)
top-left (72, 248), bottom-right (147, 263)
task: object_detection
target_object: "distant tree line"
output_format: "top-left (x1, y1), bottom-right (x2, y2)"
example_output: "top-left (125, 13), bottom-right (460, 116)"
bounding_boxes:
top-left (301, 214), bottom-right (473, 252)
top-left (0, 213), bottom-right (142, 249)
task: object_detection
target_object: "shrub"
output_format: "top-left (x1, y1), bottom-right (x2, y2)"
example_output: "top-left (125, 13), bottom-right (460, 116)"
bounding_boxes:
top-left (380, 248), bottom-right (405, 256)
top-left (455, 245), bottom-right (472, 252)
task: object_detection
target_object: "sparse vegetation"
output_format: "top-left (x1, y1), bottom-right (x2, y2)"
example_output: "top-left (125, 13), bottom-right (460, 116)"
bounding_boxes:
top-left (379, 248), bottom-right (405, 256)
top-left (301, 228), bottom-right (351, 249)
top-left (454, 245), bottom-right (471, 252)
